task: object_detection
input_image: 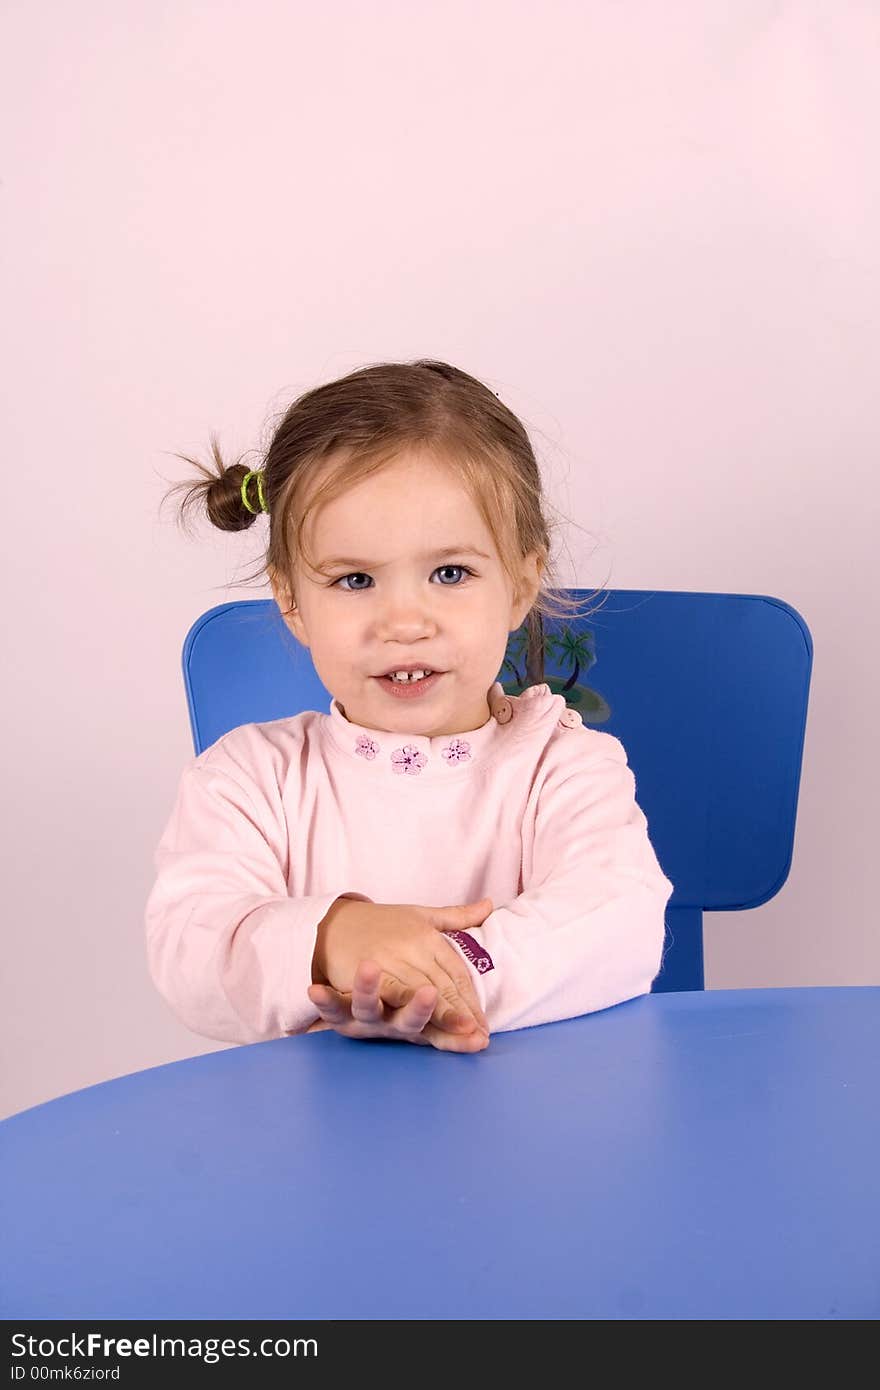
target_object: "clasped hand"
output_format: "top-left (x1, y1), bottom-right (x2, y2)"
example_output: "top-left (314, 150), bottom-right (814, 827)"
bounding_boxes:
top-left (307, 895), bottom-right (493, 1052)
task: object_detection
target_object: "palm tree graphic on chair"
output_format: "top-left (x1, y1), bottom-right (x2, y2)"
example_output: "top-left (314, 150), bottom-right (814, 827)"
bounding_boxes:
top-left (499, 622), bottom-right (612, 725)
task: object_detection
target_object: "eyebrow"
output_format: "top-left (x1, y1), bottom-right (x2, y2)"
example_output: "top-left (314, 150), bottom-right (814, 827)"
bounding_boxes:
top-left (317, 545), bottom-right (492, 569)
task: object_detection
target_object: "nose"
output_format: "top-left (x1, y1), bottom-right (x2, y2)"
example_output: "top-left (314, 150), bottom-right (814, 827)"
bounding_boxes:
top-left (375, 586), bottom-right (438, 639)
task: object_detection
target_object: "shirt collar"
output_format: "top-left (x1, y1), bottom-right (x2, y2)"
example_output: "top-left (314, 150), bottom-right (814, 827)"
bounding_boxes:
top-left (321, 680), bottom-right (521, 780)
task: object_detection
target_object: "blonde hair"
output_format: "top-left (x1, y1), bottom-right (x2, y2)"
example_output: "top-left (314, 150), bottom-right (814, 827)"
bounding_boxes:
top-left (161, 359), bottom-right (608, 684)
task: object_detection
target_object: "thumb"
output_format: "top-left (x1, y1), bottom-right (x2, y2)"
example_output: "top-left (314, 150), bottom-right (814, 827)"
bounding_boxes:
top-left (447, 896), bottom-right (493, 919)
top-left (429, 897), bottom-right (493, 929)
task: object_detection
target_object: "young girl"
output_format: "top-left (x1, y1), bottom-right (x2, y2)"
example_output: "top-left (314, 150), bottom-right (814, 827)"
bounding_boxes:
top-left (146, 359), bottom-right (674, 1053)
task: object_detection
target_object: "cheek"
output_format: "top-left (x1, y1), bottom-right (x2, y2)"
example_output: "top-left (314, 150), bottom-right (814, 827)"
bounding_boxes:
top-left (314, 604), bottom-right (365, 650)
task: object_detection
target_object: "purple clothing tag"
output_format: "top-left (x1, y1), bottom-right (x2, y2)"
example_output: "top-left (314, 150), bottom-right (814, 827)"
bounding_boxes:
top-left (446, 929), bottom-right (494, 974)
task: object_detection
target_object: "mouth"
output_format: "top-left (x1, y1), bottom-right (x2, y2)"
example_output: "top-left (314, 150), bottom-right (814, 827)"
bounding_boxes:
top-left (374, 670), bottom-right (446, 699)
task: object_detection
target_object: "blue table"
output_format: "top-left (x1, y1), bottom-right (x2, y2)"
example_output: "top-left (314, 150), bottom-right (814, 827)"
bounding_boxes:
top-left (2, 987), bottom-right (878, 1320)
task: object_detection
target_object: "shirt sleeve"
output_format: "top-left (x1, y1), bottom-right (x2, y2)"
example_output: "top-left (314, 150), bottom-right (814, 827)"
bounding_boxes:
top-left (144, 757), bottom-right (371, 1044)
top-left (444, 730), bottom-right (674, 1033)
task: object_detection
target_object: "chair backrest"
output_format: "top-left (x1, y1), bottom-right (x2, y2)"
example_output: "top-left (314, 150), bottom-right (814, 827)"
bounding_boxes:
top-left (181, 589), bottom-right (813, 993)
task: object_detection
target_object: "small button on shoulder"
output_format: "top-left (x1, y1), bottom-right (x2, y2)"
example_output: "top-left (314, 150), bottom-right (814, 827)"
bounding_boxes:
top-left (488, 681), bottom-right (515, 724)
top-left (494, 698), bottom-right (514, 724)
top-left (558, 707), bottom-right (583, 729)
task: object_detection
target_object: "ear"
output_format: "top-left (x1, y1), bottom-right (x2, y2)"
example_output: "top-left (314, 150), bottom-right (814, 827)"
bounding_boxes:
top-left (510, 551), bottom-right (544, 631)
top-left (268, 564), bottom-right (309, 648)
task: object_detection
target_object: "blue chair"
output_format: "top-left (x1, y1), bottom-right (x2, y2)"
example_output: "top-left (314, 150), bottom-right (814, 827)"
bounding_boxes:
top-left (181, 589), bottom-right (813, 994)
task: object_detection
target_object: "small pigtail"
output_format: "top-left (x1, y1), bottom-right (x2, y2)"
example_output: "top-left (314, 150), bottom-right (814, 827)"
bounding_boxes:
top-left (206, 462), bottom-right (265, 533)
top-left (160, 434), bottom-right (267, 536)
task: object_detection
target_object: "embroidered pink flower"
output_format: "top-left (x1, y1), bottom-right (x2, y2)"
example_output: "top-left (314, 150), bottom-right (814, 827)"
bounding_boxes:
top-left (391, 745), bottom-right (428, 775)
top-left (441, 737), bottom-right (472, 765)
top-left (354, 734), bottom-right (380, 760)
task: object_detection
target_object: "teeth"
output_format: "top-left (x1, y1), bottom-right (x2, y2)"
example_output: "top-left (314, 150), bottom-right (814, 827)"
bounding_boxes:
top-left (388, 669), bottom-right (432, 683)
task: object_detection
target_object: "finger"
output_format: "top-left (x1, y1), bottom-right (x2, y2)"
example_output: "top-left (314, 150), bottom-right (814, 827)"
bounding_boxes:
top-left (373, 970), bottom-right (419, 1012)
top-left (380, 985), bottom-right (485, 1051)
top-left (432, 897), bottom-right (493, 921)
top-left (307, 983), bottom-right (350, 1024)
top-left (369, 968), bottom-right (460, 1029)
top-left (311, 976), bottom-right (428, 1044)
top-left (308, 981), bottom-right (349, 1008)
top-left (433, 947), bottom-right (490, 1034)
top-left (379, 962), bottom-right (475, 1034)
top-left (350, 960), bottom-right (386, 1024)
top-left (309, 1001), bottom-right (382, 1041)
top-left (419, 1020), bottom-right (490, 1053)
top-left (352, 957), bottom-right (487, 1038)
top-left (388, 982), bottom-right (438, 1035)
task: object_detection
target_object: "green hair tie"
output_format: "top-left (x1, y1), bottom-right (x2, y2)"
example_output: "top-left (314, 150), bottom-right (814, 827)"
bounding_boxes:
top-left (240, 469), bottom-right (268, 515)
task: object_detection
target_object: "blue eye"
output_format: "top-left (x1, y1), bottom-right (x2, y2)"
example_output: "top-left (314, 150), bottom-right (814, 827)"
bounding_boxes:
top-left (331, 564), bottom-right (476, 592)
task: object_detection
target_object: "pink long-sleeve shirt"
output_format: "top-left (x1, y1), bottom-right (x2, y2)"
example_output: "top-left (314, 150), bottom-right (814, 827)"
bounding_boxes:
top-left (145, 681), bottom-right (675, 1043)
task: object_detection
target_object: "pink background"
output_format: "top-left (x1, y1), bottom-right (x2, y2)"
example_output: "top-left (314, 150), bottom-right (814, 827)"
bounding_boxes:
top-left (3, 1), bottom-right (877, 1117)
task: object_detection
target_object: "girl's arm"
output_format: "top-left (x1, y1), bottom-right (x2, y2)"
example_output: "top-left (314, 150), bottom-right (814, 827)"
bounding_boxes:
top-left (442, 730), bottom-right (675, 1033)
top-left (144, 757), bottom-right (370, 1043)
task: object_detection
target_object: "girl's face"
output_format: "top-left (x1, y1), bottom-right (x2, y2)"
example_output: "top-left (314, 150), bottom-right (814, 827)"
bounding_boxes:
top-left (271, 452), bottom-right (541, 737)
